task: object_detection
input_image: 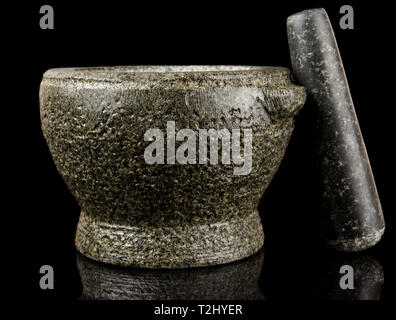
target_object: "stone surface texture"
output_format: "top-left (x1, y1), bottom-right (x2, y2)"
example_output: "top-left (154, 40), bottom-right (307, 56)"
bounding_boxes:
top-left (287, 9), bottom-right (385, 251)
top-left (40, 66), bottom-right (305, 268)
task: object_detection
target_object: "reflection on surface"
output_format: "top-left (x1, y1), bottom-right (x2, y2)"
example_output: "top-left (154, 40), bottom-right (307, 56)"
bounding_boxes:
top-left (76, 247), bottom-right (384, 300)
top-left (77, 249), bottom-right (265, 300)
top-left (315, 254), bottom-right (384, 300)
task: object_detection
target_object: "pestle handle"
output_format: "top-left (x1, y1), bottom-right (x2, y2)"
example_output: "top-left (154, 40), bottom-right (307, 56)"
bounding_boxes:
top-left (287, 8), bottom-right (385, 251)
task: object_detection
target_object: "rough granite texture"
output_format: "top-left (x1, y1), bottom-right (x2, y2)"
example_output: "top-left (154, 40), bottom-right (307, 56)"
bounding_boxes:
top-left (40, 66), bottom-right (306, 268)
top-left (77, 249), bottom-right (265, 300)
top-left (287, 10), bottom-right (385, 251)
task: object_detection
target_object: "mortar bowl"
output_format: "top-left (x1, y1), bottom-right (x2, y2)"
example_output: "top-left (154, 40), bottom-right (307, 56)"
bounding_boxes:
top-left (40, 65), bottom-right (306, 268)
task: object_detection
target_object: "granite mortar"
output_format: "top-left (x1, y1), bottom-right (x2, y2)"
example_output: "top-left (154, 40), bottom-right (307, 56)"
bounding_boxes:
top-left (40, 66), bottom-right (306, 268)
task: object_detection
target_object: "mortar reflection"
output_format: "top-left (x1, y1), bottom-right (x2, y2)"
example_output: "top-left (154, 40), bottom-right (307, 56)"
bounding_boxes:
top-left (77, 249), bottom-right (265, 300)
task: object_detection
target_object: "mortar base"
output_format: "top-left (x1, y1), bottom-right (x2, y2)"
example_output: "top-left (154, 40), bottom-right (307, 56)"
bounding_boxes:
top-left (75, 210), bottom-right (264, 268)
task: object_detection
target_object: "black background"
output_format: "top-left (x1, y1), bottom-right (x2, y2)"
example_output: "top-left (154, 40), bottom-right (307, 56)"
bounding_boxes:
top-left (21, 0), bottom-right (394, 304)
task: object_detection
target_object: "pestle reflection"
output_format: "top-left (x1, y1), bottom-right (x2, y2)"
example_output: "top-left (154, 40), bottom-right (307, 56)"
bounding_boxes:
top-left (315, 254), bottom-right (384, 300)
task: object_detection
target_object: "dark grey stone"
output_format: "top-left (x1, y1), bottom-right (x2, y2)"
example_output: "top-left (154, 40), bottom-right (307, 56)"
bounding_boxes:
top-left (40, 66), bottom-right (306, 268)
top-left (287, 9), bottom-right (385, 251)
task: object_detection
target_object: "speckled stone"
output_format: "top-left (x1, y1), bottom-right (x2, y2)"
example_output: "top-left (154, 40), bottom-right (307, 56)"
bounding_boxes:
top-left (287, 9), bottom-right (385, 251)
top-left (76, 249), bottom-right (265, 300)
top-left (40, 66), bottom-right (306, 268)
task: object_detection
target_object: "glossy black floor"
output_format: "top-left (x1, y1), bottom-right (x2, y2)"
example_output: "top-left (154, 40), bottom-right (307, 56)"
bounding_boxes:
top-left (20, 0), bottom-right (395, 301)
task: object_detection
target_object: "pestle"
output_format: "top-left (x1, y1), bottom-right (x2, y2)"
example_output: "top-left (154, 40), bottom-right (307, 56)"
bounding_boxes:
top-left (286, 8), bottom-right (385, 251)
